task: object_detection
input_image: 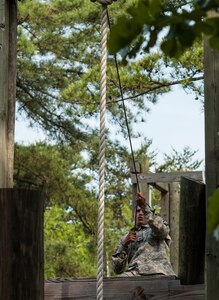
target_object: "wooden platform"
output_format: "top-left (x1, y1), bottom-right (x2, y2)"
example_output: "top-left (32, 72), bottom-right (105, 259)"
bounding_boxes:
top-left (44, 276), bottom-right (205, 299)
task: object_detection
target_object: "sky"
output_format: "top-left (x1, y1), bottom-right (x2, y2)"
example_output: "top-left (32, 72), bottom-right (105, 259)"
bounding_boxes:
top-left (133, 87), bottom-right (205, 167)
top-left (15, 86), bottom-right (205, 169)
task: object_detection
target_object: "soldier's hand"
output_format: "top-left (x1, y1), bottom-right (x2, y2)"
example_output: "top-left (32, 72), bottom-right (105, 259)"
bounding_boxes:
top-left (136, 192), bottom-right (146, 209)
top-left (145, 210), bottom-right (154, 223)
top-left (122, 231), bottom-right (136, 247)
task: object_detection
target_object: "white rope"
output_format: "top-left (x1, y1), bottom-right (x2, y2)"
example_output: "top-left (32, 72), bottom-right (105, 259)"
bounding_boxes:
top-left (96, 4), bottom-right (108, 300)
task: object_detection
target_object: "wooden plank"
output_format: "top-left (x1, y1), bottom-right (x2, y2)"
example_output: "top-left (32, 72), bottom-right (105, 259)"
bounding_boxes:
top-left (152, 182), bottom-right (169, 193)
top-left (204, 12), bottom-right (219, 299)
top-left (131, 171), bottom-right (203, 184)
top-left (0, 189), bottom-right (44, 300)
top-left (44, 277), bottom-right (205, 300)
top-left (44, 276), bottom-right (179, 300)
top-left (178, 177), bottom-right (205, 285)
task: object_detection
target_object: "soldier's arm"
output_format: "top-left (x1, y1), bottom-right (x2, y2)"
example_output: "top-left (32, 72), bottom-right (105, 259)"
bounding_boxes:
top-left (111, 235), bottom-right (129, 274)
top-left (148, 214), bottom-right (170, 239)
top-left (136, 192), bottom-right (170, 240)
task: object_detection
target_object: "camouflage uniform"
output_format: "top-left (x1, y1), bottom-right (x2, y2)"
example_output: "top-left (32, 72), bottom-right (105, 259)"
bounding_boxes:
top-left (112, 215), bottom-right (176, 277)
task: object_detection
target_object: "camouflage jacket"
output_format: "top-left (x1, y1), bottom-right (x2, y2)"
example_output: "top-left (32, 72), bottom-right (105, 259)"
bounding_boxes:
top-left (111, 215), bottom-right (176, 276)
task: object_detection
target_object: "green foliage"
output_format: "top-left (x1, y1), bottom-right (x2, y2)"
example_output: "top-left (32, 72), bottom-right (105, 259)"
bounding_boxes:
top-left (208, 189), bottom-right (219, 234)
top-left (44, 205), bottom-right (97, 278)
top-left (108, 0), bottom-right (219, 59)
top-left (17, 0), bottom-right (204, 146)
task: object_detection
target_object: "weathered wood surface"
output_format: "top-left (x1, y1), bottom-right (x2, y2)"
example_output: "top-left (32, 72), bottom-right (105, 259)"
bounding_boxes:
top-left (204, 13), bottom-right (219, 299)
top-left (0, 0), bottom-right (9, 187)
top-left (130, 158), bottom-right (151, 207)
top-left (0, 0), bottom-right (17, 188)
top-left (160, 183), bottom-right (169, 224)
top-left (169, 182), bottom-right (180, 276)
top-left (44, 276), bottom-right (204, 299)
top-left (131, 171), bottom-right (203, 184)
top-left (178, 177), bottom-right (205, 285)
top-left (0, 189), bottom-right (44, 300)
top-left (7, 0), bottom-right (17, 187)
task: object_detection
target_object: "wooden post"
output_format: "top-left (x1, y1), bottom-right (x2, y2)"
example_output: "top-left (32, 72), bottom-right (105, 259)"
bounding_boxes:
top-left (160, 183), bottom-right (170, 224)
top-left (204, 20), bottom-right (219, 298)
top-left (7, 0), bottom-right (17, 187)
top-left (169, 182), bottom-right (180, 276)
top-left (130, 162), bottom-right (140, 214)
top-left (0, 189), bottom-right (44, 300)
top-left (0, 0), bottom-right (9, 187)
top-left (130, 157), bottom-right (150, 211)
top-left (0, 0), bottom-right (17, 188)
top-left (178, 177), bottom-right (205, 284)
top-left (139, 157), bottom-right (150, 204)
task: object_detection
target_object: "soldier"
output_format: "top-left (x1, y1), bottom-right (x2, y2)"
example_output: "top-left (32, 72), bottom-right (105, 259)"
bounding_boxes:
top-left (112, 192), bottom-right (176, 277)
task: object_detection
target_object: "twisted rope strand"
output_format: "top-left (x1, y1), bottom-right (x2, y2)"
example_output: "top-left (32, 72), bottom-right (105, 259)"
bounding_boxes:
top-left (96, 5), bottom-right (108, 300)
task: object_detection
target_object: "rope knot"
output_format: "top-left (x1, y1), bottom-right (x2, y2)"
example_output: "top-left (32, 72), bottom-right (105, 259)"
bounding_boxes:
top-left (90, 0), bottom-right (116, 5)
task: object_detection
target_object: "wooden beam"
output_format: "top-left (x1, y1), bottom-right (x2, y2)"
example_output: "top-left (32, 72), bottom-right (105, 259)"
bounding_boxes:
top-left (151, 182), bottom-right (169, 193)
top-left (204, 14), bottom-right (219, 299)
top-left (131, 171), bottom-right (203, 184)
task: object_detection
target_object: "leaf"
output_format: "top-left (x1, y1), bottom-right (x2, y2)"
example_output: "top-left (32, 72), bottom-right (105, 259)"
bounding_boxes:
top-left (108, 16), bottom-right (142, 54)
top-left (161, 38), bottom-right (185, 58)
top-left (208, 189), bottom-right (219, 233)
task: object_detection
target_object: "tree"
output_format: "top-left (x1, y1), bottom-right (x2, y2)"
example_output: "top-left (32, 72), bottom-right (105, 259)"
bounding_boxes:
top-left (108, 0), bottom-right (219, 239)
top-left (156, 146), bottom-right (203, 172)
top-left (44, 204), bottom-right (97, 278)
top-left (17, 0), bottom-right (204, 146)
top-left (14, 139), bottom-right (155, 277)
